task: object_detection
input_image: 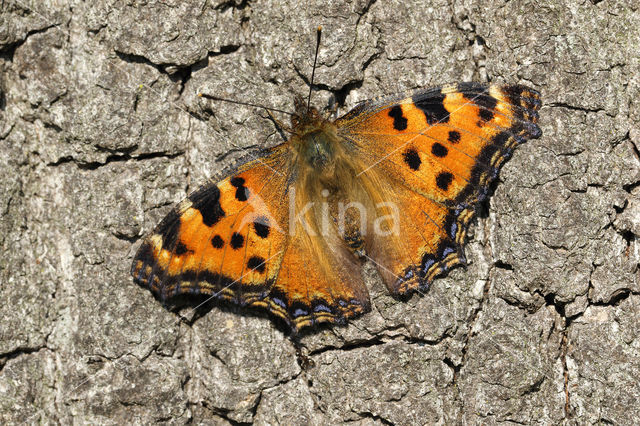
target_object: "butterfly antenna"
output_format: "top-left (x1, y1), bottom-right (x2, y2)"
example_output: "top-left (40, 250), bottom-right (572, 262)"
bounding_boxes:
top-left (198, 93), bottom-right (294, 117)
top-left (306, 26), bottom-right (323, 113)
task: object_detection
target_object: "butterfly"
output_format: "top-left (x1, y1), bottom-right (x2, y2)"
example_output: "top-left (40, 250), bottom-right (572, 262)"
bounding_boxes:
top-left (130, 33), bottom-right (542, 333)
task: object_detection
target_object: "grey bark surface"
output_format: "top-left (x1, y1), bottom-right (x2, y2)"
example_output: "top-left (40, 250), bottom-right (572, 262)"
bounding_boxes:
top-left (1, 0), bottom-right (639, 424)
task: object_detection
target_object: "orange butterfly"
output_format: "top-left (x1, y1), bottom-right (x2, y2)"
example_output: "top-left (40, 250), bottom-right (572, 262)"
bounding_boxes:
top-left (131, 32), bottom-right (541, 333)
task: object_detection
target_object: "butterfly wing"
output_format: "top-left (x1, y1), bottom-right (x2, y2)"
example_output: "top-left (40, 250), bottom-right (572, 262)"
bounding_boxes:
top-left (131, 148), bottom-right (292, 305)
top-left (264, 215), bottom-right (370, 329)
top-left (131, 145), bottom-right (370, 330)
top-left (337, 83), bottom-right (542, 295)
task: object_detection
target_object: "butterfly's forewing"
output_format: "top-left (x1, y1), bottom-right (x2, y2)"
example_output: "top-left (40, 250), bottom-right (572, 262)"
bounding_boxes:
top-left (131, 147), bottom-right (292, 305)
top-left (338, 83), bottom-right (542, 294)
top-left (131, 145), bottom-right (370, 330)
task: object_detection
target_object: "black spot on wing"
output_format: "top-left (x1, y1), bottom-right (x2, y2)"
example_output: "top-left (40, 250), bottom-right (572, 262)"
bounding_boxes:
top-left (188, 184), bottom-right (225, 227)
top-left (448, 130), bottom-right (461, 144)
top-left (472, 91), bottom-right (497, 111)
top-left (436, 172), bottom-right (453, 191)
top-left (230, 176), bottom-right (244, 187)
top-left (431, 143), bottom-right (448, 158)
top-left (157, 209), bottom-right (181, 249)
top-left (388, 105), bottom-right (408, 131)
top-left (479, 108), bottom-right (494, 122)
top-left (457, 84), bottom-right (498, 124)
top-left (175, 241), bottom-right (189, 255)
top-left (211, 235), bottom-right (224, 249)
top-left (247, 256), bottom-right (266, 273)
top-left (412, 89), bottom-right (449, 125)
top-left (403, 148), bottom-right (421, 171)
top-left (253, 217), bottom-right (270, 239)
top-left (230, 232), bottom-right (245, 249)
top-left (134, 242), bottom-right (155, 264)
top-left (230, 176), bottom-right (249, 202)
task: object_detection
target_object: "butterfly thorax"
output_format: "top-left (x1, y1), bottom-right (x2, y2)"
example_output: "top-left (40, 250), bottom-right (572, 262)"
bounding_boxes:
top-left (290, 100), bottom-right (342, 173)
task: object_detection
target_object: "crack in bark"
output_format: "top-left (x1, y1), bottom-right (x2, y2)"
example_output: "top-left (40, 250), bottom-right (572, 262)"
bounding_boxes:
top-left (197, 401), bottom-right (253, 426)
top-left (46, 150), bottom-right (184, 170)
top-left (303, 330), bottom-right (446, 359)
top-left (306, 336), bottom-right (386, 357)
top-left (561, 328), bottom-right (571, 418)
top-left (356, 410), bottom-right (394, 425)
top-left (115, 44), bottom-right (241, 76)
top-left (537, 291), bottom-right (574, 419)
top-left (450, 8), bottom-right (487, 81)
top-left (354, 0), bottom-right (379, 31)
top-left (214, 0), bottom-right (252, 12)
top-left (0, 24), bottom-right (59, 58)
top-left (0, 346), bottom-right (46, 372)
top-left (547, 102), bottom-right (605, 113)
top-left (293, 43), bottom-right (380, 110)
top-left (590, 288), bottom-right (639, 307)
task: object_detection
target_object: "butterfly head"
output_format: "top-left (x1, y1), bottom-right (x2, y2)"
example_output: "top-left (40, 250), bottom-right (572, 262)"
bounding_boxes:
top-left (290, 95), bottom-right (323, 131)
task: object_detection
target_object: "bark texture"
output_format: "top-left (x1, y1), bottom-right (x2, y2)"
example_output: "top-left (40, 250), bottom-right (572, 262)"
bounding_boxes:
top-left (1, 0), bottom-right (639, 424)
